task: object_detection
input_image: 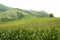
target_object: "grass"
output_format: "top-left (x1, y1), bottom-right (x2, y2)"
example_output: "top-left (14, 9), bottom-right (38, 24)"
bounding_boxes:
top-left (0, 18), bottom-right (60, 40)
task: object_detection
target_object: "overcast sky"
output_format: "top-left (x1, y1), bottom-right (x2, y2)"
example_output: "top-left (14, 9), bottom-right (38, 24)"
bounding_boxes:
top-left (0, 0), bottom-right (60, 17)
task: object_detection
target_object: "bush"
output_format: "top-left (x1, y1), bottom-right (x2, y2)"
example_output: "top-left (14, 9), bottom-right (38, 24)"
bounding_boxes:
top-left (49, 13), bottom-right (54, 17)
top-left (17, 12), bottom-right (23, 19)
top-left (1, 18), bottom-right (9, 22)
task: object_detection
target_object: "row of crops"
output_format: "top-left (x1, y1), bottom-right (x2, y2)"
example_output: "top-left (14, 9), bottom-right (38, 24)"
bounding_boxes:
top-left (0, 28), bottom-right (60, 40)
top-left (0, 18), bottom-right (60, 40)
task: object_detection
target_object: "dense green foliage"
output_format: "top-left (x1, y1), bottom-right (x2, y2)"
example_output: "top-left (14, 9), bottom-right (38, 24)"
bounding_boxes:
top-left (0, 18), bottom-right (60, 40)
top-left (49, 13), bottom-right (54, 17)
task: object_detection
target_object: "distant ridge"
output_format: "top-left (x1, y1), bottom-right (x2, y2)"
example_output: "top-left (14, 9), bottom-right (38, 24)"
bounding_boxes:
top-left (0, 4), bottom-right (10, 12)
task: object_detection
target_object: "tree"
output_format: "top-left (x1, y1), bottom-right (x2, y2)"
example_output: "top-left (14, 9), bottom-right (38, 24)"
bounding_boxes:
top-left (17, 12), bottom-right (23, 19)
top-left (1, 17), bottom-right (9, 22)
top-left (49, 13), bottom-right (54, 17)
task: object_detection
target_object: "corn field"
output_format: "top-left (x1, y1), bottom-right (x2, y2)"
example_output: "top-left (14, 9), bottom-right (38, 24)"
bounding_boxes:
top-left (0, 18), bottom-right (60, 40)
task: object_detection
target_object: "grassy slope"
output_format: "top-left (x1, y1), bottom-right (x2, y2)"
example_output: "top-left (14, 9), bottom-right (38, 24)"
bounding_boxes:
top-left (0, 9), bottom-right (37, 19)
top-left (0, 18), bottom-right (60, 31)
top-left (21, 10), bottom-right (37, 18)
top-left (28, 10), bottom-right (49, 17)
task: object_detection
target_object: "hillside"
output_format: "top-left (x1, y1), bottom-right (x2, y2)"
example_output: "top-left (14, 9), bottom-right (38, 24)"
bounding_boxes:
top-left (0, 9), bottom-right (37, 22)
top-left (0, 4), bottom-right (10, 12)
top-left (0, 4), bottom-right (50, 22)
top-left (28, 10), bottom-right (49, 17)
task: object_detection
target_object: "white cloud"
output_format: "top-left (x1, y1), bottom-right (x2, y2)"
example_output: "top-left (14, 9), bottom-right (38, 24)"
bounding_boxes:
top-left (0, 0), bottom-right (60, 17)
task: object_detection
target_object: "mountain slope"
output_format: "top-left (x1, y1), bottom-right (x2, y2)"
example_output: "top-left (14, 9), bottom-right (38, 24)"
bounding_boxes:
top-left (0, 9), bottom-right (37, 22)
top-left (0, 4), bottom-right (50, 22)
top-left (0, 4), bottom-right (10, 12)
top-left (28, 10), bottom-right (49, 18)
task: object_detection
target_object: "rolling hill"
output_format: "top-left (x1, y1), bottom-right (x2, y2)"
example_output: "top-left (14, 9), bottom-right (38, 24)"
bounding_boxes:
top-left (27, 10), bottom-right (49, 17)
top-left (0, 4), bottom-right (50, 22)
